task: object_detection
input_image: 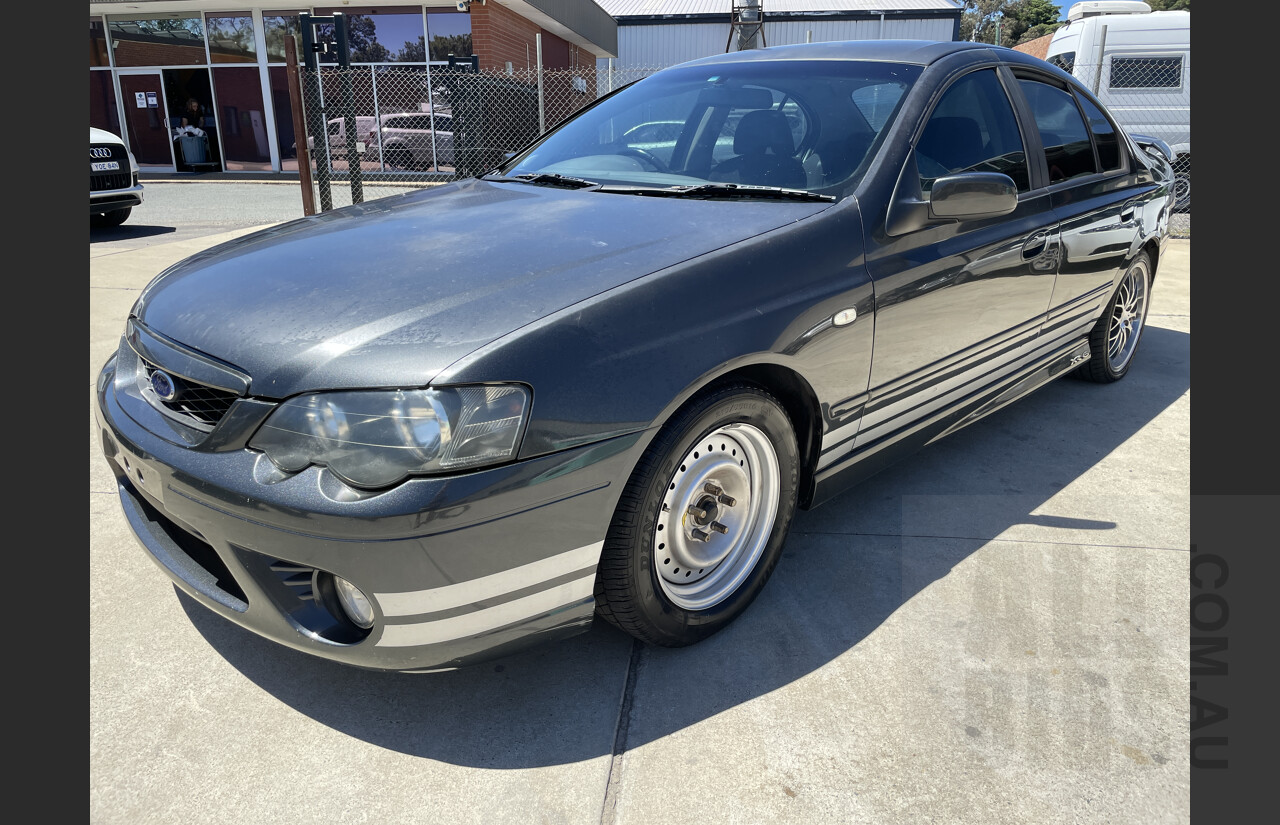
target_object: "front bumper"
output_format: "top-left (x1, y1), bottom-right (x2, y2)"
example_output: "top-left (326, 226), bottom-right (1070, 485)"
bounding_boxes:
top-left (94, 347), bottom-right (644, 672)
top-left (91, 181), bottom-right (144, 214)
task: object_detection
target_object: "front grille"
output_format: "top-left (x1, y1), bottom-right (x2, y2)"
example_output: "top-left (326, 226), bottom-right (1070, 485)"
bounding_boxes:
top-left (90, 143), bottom-right (131, 191)
top-left (141, 358), bottom-right (239, 428)
top-left (91, 171), bottom-right (132, 192)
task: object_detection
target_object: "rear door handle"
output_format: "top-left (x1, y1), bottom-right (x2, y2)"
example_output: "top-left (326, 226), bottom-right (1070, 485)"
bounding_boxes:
top-left (1120, 200), bottom-right (1137, 221)
top-left (1022, 231), bottom-right (1048, 259)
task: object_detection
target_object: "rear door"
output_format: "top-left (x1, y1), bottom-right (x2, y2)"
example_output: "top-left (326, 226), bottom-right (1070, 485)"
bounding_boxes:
top-left (1008, 69), bottom-right (1161, 345)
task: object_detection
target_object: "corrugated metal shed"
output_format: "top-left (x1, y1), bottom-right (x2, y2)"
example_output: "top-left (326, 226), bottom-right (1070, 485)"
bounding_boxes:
top-left (598, 0), bottom-right (961, 17)
top-left (597, 0), bottom-right (962, 69)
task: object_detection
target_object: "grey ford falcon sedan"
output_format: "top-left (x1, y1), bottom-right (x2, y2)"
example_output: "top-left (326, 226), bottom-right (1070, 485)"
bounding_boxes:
top-left (94, 40), bottom-right (1173, 672)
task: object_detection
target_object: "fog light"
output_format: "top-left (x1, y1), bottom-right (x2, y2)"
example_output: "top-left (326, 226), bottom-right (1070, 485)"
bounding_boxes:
top-left (332, 576), bottom-right (375, 629)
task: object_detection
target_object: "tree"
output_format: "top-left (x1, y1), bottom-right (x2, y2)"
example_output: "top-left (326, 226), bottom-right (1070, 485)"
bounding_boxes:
top-left (958, 1), bottom-right (1064, 47)
top-left (398, 36), bottom-right (426, 63)
top-left (1146, 1), bottom-right (1190, 10)
top-left (346, 15), bottom-right (390, 63)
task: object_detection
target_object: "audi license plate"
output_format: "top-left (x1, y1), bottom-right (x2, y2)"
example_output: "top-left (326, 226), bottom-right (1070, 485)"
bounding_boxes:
top-left (92, 161), bottom-right (121, 172)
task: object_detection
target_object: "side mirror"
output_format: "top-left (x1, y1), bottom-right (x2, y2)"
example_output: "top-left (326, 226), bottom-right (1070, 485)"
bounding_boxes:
top-left (885, 154), bottom-right (1019, 236)
top-left (928, 173), bottom-right (1018, 220)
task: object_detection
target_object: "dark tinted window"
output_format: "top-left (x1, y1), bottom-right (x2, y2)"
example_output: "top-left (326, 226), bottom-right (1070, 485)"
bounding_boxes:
top-left (1077, 95), bottom-right (1121, 172)
top-left (1047, 52), bottom-right (1075, 73)
top-left (1110, 56), bottom-right (1182, 89)
top-left (916, 69), bottom-right (1029, 193)
top-left (1018, 78), bottom-right (1098, 184)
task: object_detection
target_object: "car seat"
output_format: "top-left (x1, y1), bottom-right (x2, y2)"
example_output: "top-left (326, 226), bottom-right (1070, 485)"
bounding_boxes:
top-left (713, 110), bottom-right (807, 188)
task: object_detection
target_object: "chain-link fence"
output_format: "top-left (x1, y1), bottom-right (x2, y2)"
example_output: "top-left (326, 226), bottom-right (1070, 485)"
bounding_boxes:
top-left (297, 65), bottom-right (662, 207)
top-left (1048, 55), bottom-right (1191, 213)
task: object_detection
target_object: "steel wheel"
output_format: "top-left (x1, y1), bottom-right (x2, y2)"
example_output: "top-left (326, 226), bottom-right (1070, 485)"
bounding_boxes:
top-left (653, 423), bottom-right (779, 610)
top-left (593, 384), bottom-right (799, 647)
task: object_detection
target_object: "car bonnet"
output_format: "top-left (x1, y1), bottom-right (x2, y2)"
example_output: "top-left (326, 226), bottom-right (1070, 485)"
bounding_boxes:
top-left (131, 178), bottom-right (829, 398)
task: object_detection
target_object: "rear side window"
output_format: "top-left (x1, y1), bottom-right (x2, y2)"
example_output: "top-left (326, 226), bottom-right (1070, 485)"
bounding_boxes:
top-left (1109, 56), bottom-right (1183, 89)
top-left (916, 69), bottom-right (1029, 193)
top-left (1018, 78), bottom-right (1098, 184)
top-left (1077, 95), bottom-right (1122, 172)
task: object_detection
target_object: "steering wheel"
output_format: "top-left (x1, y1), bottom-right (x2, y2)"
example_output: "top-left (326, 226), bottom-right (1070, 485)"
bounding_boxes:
top-left (618, 147), bottom-right (670, 173)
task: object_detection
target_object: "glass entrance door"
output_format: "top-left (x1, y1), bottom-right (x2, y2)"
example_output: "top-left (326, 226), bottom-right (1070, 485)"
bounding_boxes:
top-left (118, 72), bottom-right (175, 169)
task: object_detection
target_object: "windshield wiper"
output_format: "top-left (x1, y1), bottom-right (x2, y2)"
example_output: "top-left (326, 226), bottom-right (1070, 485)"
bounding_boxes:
top-left (482, 172), bottom-right (600, 190)
top-left (599, 183), bottom-right (836, 203)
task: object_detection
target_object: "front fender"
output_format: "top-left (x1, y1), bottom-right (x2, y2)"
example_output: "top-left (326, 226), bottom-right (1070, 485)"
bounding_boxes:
top-left (433, 198), bottom-right (875, 463)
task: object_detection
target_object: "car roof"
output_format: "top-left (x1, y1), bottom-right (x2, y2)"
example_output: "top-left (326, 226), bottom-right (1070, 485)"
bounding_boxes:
top-left (676, 39), bottom-right (1001, 69)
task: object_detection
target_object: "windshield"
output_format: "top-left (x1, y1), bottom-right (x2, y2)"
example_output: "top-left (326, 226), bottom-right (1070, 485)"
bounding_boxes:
top-left (500, 60), bottom-right (922, 196)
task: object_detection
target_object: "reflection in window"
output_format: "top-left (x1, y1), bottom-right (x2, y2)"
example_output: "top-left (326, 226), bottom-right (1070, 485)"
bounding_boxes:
top-left (1018, 79), bottom-right (1099, 184)
top-left (313, 8), bottom-right (426, 63)
top-left (90, 18), bottom-right (110, 67)
top-left (108, 16), bottom-right (207, 67)
top-left (264, 12), bottom-right (303, 63)
top-left (90, 71), bottom-right (121, 134)
top-left (426, 11), bottom-right (472, 62)
top-left (213, 67), bottom-right (272, 170)
top-left (918, 70), bottom-right (1029, 193)
top-left (206, 15), bottom-right (257, 63)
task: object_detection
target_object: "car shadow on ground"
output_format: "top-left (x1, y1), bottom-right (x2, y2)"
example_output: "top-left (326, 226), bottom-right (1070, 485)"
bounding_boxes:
top-left (90, 224), bottom-right (176, 242)
top-left (180, 324), bottom-right (1189, 768)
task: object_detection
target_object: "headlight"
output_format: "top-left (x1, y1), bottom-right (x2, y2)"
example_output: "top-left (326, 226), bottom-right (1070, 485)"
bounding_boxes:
top-left (249, 384), bottom-right (529, 488)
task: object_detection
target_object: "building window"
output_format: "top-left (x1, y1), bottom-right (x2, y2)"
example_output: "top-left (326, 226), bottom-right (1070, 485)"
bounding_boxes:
top-left (264, 12), bottom-right (305, 64)
top-left (313, 7), bottom-right (427, 64)
top-left (205, 15), bottom-right (258, 64)
top-left (90, 17), bottom-right (110, 67)
top-left (108, 15), bottom-right (207, 67)
top-left (426, 11), bottom-right (472, 62)
top-left (1109, 56), bottom-right (1183, 89)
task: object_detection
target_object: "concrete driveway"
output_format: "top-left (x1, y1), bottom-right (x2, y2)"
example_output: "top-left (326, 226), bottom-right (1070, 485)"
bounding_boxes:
top-left (90, 187), bottom-right (1190, 824)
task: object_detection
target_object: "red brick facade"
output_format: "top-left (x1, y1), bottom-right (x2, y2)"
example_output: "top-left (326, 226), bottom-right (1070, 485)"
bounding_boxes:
top-left (469, 2), bottom-right (596, 75)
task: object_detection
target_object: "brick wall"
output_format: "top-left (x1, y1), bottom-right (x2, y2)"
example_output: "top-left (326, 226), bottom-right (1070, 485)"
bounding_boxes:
top-left (470, 3), bottom-right (597, 75)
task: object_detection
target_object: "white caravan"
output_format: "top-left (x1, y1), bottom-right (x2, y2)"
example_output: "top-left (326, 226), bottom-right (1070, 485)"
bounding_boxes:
top-left (1045, 1), bottom-right (1190, 209)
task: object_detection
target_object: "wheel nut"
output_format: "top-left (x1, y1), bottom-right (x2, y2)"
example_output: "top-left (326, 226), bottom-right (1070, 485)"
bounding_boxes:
top-left (691, 528), bottom-right (710, 542)
top-left (710, 521), bottom-right (728, 534)
top-left (717, 493), bottom-right (736, 507)
top-left (704, 482), bottom-right (723, 496)
top-left (687, 505), bottom-right (707, 520)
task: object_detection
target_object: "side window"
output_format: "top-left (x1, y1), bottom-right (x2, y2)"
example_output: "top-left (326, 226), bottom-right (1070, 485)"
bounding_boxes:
top-left (916, 69), bottom-right (1029, 193)
top-left (1017, 78), bottom-right (1099, 184)
top-left (1047, 51), bottom-right (1075, 74)
top-left (327, 120), bottom-right (342, 136)
top-left (432, 116), bottom-right (452, 132)
top-left (1077, 95), bottom-right (1122, 173)
top-left (1109, 56), bottom-right (1183, 89)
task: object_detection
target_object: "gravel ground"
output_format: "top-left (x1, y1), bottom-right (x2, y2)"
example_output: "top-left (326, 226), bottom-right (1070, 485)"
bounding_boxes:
top-left (1170, 212), bottom-right (1190, 238)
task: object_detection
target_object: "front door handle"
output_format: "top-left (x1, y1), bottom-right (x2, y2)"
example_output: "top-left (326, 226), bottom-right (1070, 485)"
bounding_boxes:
top-left (1022, 231), bottom-right (1048, 259)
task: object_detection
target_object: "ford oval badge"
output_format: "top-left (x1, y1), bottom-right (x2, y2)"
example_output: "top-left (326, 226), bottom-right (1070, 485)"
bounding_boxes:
top-left (150, 370), bottom-right (178, 401)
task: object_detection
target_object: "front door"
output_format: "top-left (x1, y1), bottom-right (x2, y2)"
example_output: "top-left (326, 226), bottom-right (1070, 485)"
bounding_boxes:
top-left (118, 72), bottom-right (175, 169)
top-left (859, 67), bottom-right (1061, 456)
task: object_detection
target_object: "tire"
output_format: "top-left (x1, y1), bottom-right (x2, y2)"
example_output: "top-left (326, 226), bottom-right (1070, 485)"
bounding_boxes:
top-left (594, 383), bottom-right (800, 647)
top-left (385, 147), bottom-right (411, 170)
top-left (91, 207), bottom-right (131, 228)
top-left (1172, 156), bottom-right (1190, 212)
top-left (1077, 251), bottom-right (1152, 383)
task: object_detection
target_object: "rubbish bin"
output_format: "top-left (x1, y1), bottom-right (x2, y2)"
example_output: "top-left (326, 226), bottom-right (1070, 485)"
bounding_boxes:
top-left (177, 134), bottom-right (207, 165)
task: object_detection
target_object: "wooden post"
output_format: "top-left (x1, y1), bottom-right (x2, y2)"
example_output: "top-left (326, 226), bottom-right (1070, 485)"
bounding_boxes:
top-left (284, 35), bottom-right (316, 217)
